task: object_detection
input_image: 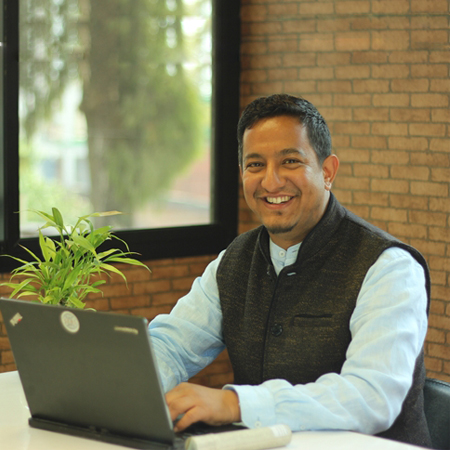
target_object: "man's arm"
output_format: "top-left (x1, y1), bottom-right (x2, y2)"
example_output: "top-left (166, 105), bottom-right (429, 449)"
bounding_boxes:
top-left (148, 251), bottom-right (226, 392)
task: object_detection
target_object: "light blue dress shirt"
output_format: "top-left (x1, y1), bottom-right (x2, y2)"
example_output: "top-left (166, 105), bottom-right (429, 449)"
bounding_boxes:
top-left (148, 244), bottom-right (428, 435)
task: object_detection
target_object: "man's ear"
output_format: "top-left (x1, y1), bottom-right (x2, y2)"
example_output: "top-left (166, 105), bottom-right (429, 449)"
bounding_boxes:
top-left (322, 154), bottom-right (339, 191)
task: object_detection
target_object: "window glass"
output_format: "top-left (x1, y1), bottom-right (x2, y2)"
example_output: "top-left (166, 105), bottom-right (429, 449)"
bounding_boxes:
top-left (19, 0), bottom-right (212, 236)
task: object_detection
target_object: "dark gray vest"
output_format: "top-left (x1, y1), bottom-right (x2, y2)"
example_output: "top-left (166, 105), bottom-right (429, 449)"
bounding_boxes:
top-left (217, 194), bottom-right (431, 447)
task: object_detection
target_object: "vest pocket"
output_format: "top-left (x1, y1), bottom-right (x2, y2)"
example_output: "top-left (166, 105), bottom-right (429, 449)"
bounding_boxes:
top-left (292, 313), bottom-right (333, 328)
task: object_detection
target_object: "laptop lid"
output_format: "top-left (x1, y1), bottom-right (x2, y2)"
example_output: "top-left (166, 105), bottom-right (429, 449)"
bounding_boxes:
top-left (0, 297), bottom-right (176, 448)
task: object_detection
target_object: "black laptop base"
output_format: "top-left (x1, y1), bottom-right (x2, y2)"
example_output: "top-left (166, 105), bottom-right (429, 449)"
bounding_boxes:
top-left (29, 416), bottom-right (184, 450)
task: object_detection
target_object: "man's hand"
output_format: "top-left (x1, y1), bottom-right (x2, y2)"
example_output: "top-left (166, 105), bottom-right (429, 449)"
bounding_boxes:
top-left (165, 382), bottom-right (241, 432)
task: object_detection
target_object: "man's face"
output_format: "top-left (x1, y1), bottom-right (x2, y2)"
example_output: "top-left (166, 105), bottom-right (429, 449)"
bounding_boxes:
top-left (241, 115), bottom-right (338, 249)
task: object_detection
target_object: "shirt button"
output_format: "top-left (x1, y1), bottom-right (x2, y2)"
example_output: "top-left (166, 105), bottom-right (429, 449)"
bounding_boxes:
top-left (271, 323), bottom-right (283, 337)
top-left (279, 250), bottom-right (286, 258)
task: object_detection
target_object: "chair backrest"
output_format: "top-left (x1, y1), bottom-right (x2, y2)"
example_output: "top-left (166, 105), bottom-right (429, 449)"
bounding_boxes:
top-left (423, 378), bottom-right (450, 450)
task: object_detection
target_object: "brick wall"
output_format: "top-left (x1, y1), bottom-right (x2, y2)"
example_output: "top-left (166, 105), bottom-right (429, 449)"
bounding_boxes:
top-left (240, 0), bottom-right (450, 382)
top-left (1, 0), bottom-right (449, 384)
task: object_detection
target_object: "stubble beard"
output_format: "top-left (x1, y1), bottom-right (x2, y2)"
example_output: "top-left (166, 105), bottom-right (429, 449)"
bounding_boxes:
top-left (263, 211), bottom-right (297, 235)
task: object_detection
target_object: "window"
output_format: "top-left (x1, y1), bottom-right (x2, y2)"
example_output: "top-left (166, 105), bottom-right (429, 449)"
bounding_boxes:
top-left (0, 0), bottom-right (240, 270)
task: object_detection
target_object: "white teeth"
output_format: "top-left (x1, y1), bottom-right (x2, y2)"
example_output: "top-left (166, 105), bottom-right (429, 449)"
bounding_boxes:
top-left (266, 196), bottom-right (291, 204)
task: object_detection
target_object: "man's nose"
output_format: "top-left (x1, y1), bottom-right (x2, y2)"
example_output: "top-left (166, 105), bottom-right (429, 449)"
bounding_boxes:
top-left (261, 165), bottom-right (285, 191)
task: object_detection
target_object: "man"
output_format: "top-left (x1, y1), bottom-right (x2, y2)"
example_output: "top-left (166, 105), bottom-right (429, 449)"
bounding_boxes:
top-left (149, 94), bottom-right (431, 447)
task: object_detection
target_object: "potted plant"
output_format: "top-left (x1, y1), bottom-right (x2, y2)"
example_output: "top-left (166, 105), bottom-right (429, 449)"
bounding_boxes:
top-left (1, 208), bottom-right (150, 309)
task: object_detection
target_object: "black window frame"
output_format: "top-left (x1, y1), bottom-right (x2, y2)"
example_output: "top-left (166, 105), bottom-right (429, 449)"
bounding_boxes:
top-left (0, 0), bottom-right (240, 272)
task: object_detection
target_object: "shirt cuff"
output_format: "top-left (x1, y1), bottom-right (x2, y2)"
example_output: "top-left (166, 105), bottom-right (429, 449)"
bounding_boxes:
top-left (223, 384), bottom-right (277, 429)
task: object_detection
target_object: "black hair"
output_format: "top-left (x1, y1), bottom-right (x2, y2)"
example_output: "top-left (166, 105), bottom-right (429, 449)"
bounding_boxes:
top-left (237, 94), bottom-right (332, 165)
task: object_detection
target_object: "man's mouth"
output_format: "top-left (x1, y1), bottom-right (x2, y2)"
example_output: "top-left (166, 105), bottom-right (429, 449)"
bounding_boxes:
top-left (265, 196), bottom-right (293, 204)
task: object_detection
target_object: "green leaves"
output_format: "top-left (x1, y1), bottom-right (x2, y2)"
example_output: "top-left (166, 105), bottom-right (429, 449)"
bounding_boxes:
top-left (1, 207), bottom-right (150, 309)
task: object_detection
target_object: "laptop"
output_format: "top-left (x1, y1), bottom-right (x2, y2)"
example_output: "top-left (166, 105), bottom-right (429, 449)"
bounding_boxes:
top-left (0, 297), bottom-right (244, 449)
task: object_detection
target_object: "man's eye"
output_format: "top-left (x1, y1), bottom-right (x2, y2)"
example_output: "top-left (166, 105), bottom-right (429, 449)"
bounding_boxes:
top-left (246, 162), bottom-right (263, 169)
top-left (283, 159), bottom-right (300, 165)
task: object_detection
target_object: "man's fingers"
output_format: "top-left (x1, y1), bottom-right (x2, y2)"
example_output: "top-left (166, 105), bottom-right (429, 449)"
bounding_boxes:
top-left (165, 383), bottom-right (241, 432)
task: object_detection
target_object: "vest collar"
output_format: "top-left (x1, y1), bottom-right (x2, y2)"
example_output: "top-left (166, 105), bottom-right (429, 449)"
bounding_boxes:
top-left (258, 193), bottom-right (346, 267)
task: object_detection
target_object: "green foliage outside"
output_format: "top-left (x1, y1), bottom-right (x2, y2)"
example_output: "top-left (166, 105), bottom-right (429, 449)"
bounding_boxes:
top-left (19, 0), bottom-right (208, 227)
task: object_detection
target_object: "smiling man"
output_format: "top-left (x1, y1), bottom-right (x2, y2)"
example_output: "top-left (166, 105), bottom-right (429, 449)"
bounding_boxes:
top-left (149, 94), bottom-right (431, 448)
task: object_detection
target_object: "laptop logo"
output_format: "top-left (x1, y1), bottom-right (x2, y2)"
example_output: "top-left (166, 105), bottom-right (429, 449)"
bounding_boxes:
top-left (60, 311), bottom-right (80, 334)
top-left (10, 313), bottom-right (23, 326)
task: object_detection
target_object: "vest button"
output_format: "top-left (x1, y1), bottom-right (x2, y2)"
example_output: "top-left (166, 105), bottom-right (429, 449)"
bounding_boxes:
top-left (271, 323), bottom-right (283, 337)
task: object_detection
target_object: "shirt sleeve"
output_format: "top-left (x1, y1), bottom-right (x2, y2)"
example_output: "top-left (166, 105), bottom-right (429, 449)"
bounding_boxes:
top-left (148, 251), bottom-right (226, 392)
top-left (225, 247), bottom-right (429, 434)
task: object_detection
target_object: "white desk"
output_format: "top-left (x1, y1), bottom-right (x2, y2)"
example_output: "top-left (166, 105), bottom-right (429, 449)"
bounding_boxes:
top-left (0, 371), bottom-right (422, 450)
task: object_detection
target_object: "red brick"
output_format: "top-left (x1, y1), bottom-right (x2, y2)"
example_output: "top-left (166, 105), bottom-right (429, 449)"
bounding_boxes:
top-left (334, 94), bottom-right (372, 106)
top-left (371, 0), bottom-right (410, 13)
top-left (427, 343), bottom-right (450, 360)
top-left (299, 34), bottom-right (334, 52)
top-left (389, 51), bottom-right (429, 64)
top-left (391, 79), bottom-right (430, 92)
top-left (430, 198), bottom-right (450, 213)
top-left (335, 65), bottom-right (370, 79)
top-left (431, 168), bottom-right (450, 183)
top-left (299, 2), bottom-right (335, 15)
top-left (318, 53), bottom-right (351, 66)
top-left (353, 80), bottom-right (390, 93)
top-left (371, 207), bottom-right (408, 222)
top-left (411, 152), bottom-right (450, 167)
top-left (411, 0), bottom-right (449, 13)
top-left (390, 108), bottom-right (430, 123)
top-left (372, 31), bottom-right (410, 50)
top-left (430, 51), bottom-right (450, 63)
top-left (284, 80), bottom-right (317, 93)
top-left (411, 16), bottom-right (449, 30)
top-left (282, 53), bottom-right (317, 68)
top-left (372, 123), bottom-right (408, 136)
top-left (334, 176), bottom-right (370, 190)
top-left (409, 123), bottom-right (447, 137)
top-left (373, 94), bottom-right (410, 107)
top-left (372, 64), bottom-right (410, 79)
top-left (388, 222), bottom-right (428, 239)
top-left (411, 181), bottom-right (449, 197)
top-left (317, 81), bottom-right (352, 93)
top-left (430, 79), bottom-right (450, 92)
top-left (354, 163), bottom-right (389, 178)
top-left (410, 211), bottom-right (447, 227)
top-left (352, 51), bottom-right (388, 64)
top-left (430, 139), bottom-right (450, 152)
top-left (429, 227), bottom-right (450, 243)
top-left (371, 178), bottom-right (410, 193)
top-left (241, 5), bottom-right (268, 22)
top-left (335, 148), bottom-right (370, 162)
top-left (353, 191), bottom-right (389, 205)
top-left (133, 280), bottom-right (172, 295)
top-left (299, 67), bottom-right (334, 80)
top-left (388, 137), bottom-right (429, 151)
top-left (352, 136), bottom-right (387, 149)
top-left (411, 30), bottom-right (450, 50)
top-left (334, 122), bottom-right (371, 135)
top-left (391, 166), bottom-right (430, 180)
top-left (282, 19), bottom-right (316, 34)
top-left (412, 64), bottom-right (449, 78)
top-left (424, 356), bottom-right (443, 372)
top-left (267, 3), bottom-right (298, 16)
top-left (391, 194), bottom-right (429, 210)
top-left (267, 68), bottom-right (297, 81)
top-left (320, 107), bottom-right (353, 121)
top-left (336, 32), bottom-right (371, 51)
top-left (335, 1), bottom-right (371, 14)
